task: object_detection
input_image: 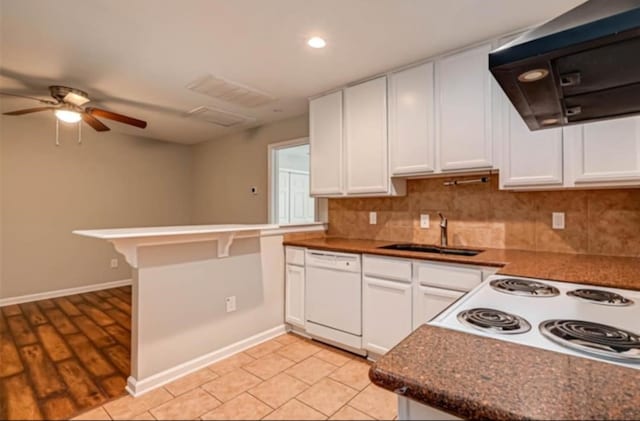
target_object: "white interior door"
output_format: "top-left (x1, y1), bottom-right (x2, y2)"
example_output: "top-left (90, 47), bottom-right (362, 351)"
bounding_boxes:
top-left (278, 170), bottom-right (290, 224)
top-left (289, 172), bottom-right (313, 224)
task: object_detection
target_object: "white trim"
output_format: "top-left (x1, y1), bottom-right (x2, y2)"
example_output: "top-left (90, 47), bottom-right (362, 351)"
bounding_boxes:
top-left (126, 324), bottom-right (287, 397)
top-left (262, 223), bottom-right (327, 237)
top-left (0, 278), bottom-right (132, 307)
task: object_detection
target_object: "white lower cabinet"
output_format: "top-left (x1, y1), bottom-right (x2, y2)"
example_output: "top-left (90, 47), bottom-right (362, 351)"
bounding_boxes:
top-left (413, 286), bottom-right (464, 330)
top-left (285, 264), bottom-right (305, 328)
top-left (285, 246), bottom-right (306, 329)
top-left (363, 276), bottom-right (413, 355)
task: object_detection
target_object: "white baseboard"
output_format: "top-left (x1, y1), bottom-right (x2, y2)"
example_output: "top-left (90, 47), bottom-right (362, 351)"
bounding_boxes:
top-left (0, 279), bottom-right (133, 307)
top-left (126, 324), bottom-right (287, 397)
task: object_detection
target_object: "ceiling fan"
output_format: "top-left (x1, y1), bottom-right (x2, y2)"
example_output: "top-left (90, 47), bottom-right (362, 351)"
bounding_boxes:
top-left (1, 86), bottom-right (147, 132)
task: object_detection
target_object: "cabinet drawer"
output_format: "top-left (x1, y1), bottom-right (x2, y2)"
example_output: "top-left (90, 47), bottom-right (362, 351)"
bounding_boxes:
top-left (415, 261), bottom-right (482, 291)
top-left (363, 255), bottom-right (412, 283)
top-left (285, 246), bottom-right (305, 266)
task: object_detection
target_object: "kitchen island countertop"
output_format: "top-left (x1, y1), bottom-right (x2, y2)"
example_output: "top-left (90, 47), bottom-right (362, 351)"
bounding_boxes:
top-left (369, 324), bottom-right (640, 420)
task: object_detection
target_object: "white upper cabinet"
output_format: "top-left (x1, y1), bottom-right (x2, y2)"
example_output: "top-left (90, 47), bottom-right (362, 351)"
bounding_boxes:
top-left (499, 100), bottom-right (564, 189)
top-left (310, 91), bottom-right (343, 196)
top-left (389, 62), bottom-right (435, 176)
top-left (344, 76), bottom-right (390, 194)
top-left (564, 116), bottom-right (640, 186)
top-left (436, 43), bottom-right (494, 171)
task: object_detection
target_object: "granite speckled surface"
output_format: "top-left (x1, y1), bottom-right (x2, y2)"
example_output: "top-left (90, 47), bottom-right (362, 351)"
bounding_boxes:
top-left (369, 325), bottom-right (640, 421)
top-left (282, 237), bottom-right (640, 290)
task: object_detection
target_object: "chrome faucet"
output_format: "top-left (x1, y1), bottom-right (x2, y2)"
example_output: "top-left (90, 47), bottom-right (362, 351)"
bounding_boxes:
top-left (438, 212), bottom-right (448, 247)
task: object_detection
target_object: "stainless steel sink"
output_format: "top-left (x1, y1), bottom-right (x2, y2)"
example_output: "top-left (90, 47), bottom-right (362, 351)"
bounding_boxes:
top-left (378, 243), bottom-right (482, 256)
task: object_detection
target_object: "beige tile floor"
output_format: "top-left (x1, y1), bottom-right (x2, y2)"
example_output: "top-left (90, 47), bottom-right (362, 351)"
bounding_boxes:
top-left (73, 333), bottom-right (397, 420)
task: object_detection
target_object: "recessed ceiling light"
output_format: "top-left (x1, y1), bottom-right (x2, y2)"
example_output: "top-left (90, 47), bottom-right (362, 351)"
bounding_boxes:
top-left (307, 37), bottom-right (326, 49)
top-left (518, 68), bottom-right (549, 83)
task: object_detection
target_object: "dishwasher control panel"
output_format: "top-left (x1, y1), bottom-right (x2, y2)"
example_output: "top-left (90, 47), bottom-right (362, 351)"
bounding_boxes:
top-left (305, 250), bottom-right (361, 272)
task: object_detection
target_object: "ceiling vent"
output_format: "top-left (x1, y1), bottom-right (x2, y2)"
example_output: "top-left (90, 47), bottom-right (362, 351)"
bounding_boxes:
top-left (187, 74), bottom-right (275, 108)
top-left (185, 106), bottom-right (255, 127)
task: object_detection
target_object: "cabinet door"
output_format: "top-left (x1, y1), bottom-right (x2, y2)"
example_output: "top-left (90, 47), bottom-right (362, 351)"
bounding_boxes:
top-left (344, 77), bottom-right (389, 194)
top-left (565, 116), bottom-right (640, 185)
top-left (500, 101), bottom-right (564, 188)
top-left (310, 91), bottom-right (343, 195)
top-left (413, 286), bottom-right (464, 330)
top-left (389, 62), bottom-right (435, 175)
top-left (285, 264), bottom-right (305, 328)
top-left (436, 43), bottom-right (494, 171)
top-left (363, 276), bottom-right (412, 355)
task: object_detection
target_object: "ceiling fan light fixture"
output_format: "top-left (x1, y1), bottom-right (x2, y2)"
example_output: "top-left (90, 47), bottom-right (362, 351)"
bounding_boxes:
top-left (54, 109), bottom-right (82, 123)
top-left (63, 92), bottom-right (90, 106)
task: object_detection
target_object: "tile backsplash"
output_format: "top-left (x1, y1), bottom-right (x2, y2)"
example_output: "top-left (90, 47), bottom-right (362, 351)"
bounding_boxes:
top-left (328, 176), bottom-right (640, 257)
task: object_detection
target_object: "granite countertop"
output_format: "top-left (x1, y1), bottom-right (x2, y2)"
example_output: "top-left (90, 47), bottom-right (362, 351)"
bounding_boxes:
top-left (369, 325), bottom-right (640, 420)
top-left (282, 237), bottom-right (640, 290)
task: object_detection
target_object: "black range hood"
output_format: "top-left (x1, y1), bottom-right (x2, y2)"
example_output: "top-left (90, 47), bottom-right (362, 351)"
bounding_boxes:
top-left (489, 0), bottom-right (640, 130)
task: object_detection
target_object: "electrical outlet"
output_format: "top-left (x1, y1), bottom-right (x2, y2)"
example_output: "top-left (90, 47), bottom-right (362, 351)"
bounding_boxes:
top-left (420, 214), bottom-right (430, 229)
top-left (369, 211), bottom-right (377, 225)
top-left (225, 296), bottom-right (237, 312)
top-left (552, 212), bottom-right (565, 230)
top-left (110, 258), bottom-right (118, 269)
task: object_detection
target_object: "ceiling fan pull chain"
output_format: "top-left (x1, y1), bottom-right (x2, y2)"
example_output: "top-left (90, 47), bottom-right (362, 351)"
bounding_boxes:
top-left (78, 121), bottom-right (82, 144)
top-left (55, 119), bottom-right (60, 146)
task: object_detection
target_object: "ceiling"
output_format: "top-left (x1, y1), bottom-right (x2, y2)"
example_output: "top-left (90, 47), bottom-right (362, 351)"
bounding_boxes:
top-left (0, 0), bottom-right (584, 144)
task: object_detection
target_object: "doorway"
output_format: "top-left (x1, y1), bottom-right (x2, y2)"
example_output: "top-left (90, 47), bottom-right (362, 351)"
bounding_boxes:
top-left (269, 138), bottom-right (316, 225)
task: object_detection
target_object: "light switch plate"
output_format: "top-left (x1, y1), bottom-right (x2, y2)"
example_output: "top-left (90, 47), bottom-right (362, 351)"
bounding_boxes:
top-left (369, 211), bottom-right (377, 225)
top-left (225, 296), bottom-right (237, 312)
top-left (420, 214), bottom-right (430, 229)
top-left (552, 212), bottom-right (565, 230)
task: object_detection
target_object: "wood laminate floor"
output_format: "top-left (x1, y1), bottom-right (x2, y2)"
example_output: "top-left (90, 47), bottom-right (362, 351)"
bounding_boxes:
top-left (0, 286), bottom-right (132, 420)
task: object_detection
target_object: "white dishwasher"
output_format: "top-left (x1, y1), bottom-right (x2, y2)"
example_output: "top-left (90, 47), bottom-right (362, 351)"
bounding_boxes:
top-left (305, 249), bottom-right (364, 354)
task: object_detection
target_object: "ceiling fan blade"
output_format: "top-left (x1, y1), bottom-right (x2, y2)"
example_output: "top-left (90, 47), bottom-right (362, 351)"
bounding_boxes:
top-left (81, 112), bottom-right (110, 132)
top-left (0, 92), bottom-right (58, 105)
top-left (86, 107), bottom-right (147, 129)
top-left (3, 106), bottom-right (55, 116)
